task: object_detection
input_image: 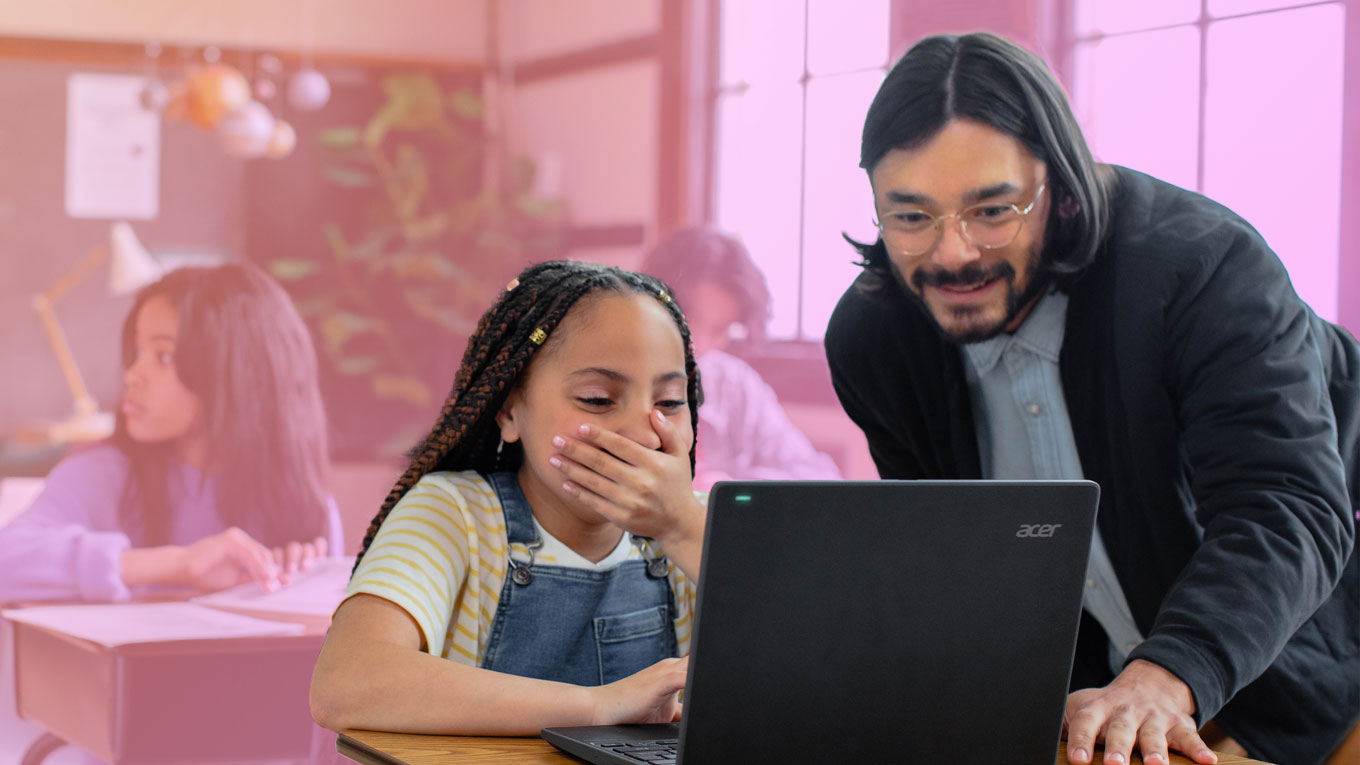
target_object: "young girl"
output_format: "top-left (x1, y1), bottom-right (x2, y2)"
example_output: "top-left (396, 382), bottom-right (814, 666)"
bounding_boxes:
top-left (310, 261), bottom-right (708, 735)
top-left (0, 263), bottom-right (342, 604)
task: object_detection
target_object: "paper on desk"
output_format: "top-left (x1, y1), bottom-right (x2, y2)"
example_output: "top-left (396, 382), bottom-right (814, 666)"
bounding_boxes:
top-left (1, 602), bottom-right (305, 647)
top-left (190, 555), bottom-right (355, 617)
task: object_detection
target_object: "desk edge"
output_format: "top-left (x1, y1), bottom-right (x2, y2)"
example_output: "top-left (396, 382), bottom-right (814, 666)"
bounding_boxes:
top-left (337, 732), bottom-right (406, 765)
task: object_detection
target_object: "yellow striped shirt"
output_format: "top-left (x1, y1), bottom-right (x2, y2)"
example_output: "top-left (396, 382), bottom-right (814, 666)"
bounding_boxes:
top-left (345, 470), bottom-right (699, 666)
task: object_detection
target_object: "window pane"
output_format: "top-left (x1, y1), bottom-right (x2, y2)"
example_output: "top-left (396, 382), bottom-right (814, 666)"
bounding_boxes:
top-left (713, 85), bottom-right (805, 339)
top-left (800, 71), bottom-right (883, 340)
top-left (1075, 0), bottom-right (1199, 36)
top-left (1073, 27), bottom-right (1199, 192)
top-left (1209, 0), bottom-right (1324, 17)
top-left (1203, 4), bottom-right (1345, 320)
top-left (720, 0), bottom-right (806, 87)
top-left (807, 0), bottom-right (889, 76)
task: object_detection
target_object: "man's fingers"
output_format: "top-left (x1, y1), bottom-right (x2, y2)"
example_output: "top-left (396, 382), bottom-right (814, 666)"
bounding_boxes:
top-left (1137, 719), bottom-right (1171, 765)
top-left (1065, 698), bottom-right (1104, 764)
top-left (314, 536), bottom-right (329, 558)
top-left (1169, 724), bottom-right (1217, 765)
top-left (1101, 709), bottom-right (1139, 765)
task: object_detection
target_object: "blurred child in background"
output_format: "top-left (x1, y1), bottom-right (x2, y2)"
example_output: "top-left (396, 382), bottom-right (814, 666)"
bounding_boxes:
top-left (641, 228), bottom-right (841, 489)
top-left (0, 263), bottom-right (342, 604)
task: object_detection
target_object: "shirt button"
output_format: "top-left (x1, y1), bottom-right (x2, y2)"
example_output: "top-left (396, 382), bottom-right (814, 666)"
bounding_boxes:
top-left (1027, 403), bottom-right (1043, 416)
top-left (1086, 579), bottom-right (1096, 589)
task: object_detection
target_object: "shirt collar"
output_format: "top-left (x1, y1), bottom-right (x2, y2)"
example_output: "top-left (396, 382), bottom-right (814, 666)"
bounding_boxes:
top-left (961, 291), bottom-right (1068, 374)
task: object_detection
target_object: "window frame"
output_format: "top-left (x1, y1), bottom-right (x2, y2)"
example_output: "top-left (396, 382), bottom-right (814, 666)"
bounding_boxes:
top-left (678, 0), bottom-right (1360, 372)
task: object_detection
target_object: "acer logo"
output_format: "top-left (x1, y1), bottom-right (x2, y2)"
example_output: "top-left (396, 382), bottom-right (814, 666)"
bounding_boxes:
top-left (1016, 523), bottom-right (1062, 538)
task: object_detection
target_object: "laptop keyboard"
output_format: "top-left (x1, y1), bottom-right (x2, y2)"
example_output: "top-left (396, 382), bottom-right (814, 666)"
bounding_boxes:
top-left (594, 738), bottom-right (680, 763)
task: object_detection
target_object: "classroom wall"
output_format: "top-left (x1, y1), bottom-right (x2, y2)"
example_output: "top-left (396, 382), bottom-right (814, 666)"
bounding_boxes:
top-left (0, 0), bottom-right (487, 64)
top-left (499, 0), bottom-right (662, 267)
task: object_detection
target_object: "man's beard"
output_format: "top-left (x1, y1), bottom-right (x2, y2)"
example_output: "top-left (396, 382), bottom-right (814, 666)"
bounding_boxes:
top-left (891, 242), bottom-right (1049, 345)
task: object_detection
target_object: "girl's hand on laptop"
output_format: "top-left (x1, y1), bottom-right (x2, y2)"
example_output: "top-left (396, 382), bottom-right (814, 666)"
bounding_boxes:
top-left (1063, 659), bottom-right (1216, 765)
top-left (590, 656), bottom-right (689, 726)
top-left (551, 413), bottom-right (706, 575)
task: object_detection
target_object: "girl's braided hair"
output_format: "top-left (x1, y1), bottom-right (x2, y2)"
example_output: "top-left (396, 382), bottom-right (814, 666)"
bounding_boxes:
top-left (353, 260), bottom-right (703, 571)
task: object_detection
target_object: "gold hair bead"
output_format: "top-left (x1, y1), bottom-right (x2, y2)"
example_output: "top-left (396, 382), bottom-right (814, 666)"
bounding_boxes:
top-left (505, 278), bottom-right (520, 291)
top-left (529, 327), bottom-right (548, 345)
top-left (657, 290), bottom-right (672, 304)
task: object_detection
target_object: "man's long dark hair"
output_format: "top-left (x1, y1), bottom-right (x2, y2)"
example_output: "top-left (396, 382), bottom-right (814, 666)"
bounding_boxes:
top-left (114, 264), bottom-right (330, 546)
top-left (849, 32), bottom-right (1116, 297)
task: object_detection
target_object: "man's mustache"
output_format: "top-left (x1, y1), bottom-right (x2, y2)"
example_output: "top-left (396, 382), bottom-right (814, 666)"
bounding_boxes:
top-left (912, 261), bottom-right (1016, 290)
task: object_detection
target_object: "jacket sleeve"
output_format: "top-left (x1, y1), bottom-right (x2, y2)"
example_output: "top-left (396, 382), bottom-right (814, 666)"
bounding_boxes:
top-left (1126, 222), bottom-right (1355, 724)
top-left (824, 286), bottom-right (927, 480)
top-left (0, 447), bottom-right (134, 604)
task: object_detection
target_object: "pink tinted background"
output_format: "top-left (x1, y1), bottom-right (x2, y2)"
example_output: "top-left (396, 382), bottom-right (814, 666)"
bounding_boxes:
top-left (0, 0), bottom-right (1357, 763)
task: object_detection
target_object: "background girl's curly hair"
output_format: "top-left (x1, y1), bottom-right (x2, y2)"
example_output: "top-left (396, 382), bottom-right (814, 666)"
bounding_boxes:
top-left (353, 260), bottom-right (703, 571)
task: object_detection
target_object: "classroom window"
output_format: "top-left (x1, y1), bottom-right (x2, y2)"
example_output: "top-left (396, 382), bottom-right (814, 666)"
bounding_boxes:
top-left (711, 0), bottom-right (888, 341)
top-left (1071, 0), bottom-right (1346, 320)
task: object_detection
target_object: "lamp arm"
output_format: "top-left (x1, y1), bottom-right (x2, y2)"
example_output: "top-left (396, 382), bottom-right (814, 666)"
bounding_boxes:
top-left (43, 247), bottom-right (106, 303)
top-left (32, 296), bottom-right (100, 417)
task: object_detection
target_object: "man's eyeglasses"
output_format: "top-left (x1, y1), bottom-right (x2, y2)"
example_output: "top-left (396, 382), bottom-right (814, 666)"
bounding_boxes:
top-left (875, 184), bottom-right (1046, 257)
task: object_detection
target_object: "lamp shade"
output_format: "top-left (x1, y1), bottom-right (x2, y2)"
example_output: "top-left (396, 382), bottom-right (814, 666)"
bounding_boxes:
top-left (108, 222), bottom-right (163, 295)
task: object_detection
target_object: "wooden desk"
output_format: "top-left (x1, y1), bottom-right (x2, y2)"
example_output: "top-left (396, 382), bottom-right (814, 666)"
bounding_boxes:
top-left (10, 613), bottom-right (328, 763)
top-left (338, 728), bottom-right (1269, 764)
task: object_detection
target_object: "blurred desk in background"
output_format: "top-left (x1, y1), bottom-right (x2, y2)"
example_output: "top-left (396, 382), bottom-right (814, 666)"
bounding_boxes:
top-left (6, 589), bottom-right (340, 763)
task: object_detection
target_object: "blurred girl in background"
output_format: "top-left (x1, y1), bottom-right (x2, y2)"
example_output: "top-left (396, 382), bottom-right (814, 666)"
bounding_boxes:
top-left (640, 228), bottom-right (841, 489)
top-left (0, 263), bottom-right (342, 604)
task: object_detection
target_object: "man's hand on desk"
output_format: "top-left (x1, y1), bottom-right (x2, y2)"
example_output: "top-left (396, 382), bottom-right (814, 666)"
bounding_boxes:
top-left (120, 528), bottom-right (327, 593)
top-left (1064, 659), bottom-right (1217, 765)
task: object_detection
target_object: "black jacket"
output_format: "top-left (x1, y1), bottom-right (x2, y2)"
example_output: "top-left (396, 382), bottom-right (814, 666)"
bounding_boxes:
top-left (825, 168), bottom-right (1359, 765)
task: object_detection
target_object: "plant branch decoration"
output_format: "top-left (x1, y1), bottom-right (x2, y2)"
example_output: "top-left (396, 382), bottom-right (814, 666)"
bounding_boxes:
top-left (266, 72), bottom-right (564, 457)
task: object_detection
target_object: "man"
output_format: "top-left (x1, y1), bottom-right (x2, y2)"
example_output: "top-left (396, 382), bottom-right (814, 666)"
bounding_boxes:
top-left (825, 32), bottom-right (1358, 765)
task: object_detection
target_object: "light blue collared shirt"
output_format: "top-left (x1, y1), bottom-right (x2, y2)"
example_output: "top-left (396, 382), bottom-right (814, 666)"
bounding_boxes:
top-left (961, 292), bottom-right (1144, 674)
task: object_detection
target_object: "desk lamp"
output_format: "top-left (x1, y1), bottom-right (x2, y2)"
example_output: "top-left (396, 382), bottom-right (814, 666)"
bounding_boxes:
top-left (31, 222), bottom-right (164, 443)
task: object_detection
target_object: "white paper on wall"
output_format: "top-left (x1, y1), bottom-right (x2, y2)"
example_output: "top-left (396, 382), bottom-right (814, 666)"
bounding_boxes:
top-left (65, 73), bottom-right (160, 220)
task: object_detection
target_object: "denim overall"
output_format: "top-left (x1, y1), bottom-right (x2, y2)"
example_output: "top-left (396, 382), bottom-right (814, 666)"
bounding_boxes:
top-left (479, 472), bottom-right (678, 686)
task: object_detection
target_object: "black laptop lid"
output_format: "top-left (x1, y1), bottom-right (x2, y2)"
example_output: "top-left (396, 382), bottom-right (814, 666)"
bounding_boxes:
top-left (676, 480), bottom-right (1099, 764)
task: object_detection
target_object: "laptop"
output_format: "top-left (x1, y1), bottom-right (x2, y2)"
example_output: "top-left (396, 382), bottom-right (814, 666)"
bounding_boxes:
top-left (543, 480), bottom-right (1099, 764)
